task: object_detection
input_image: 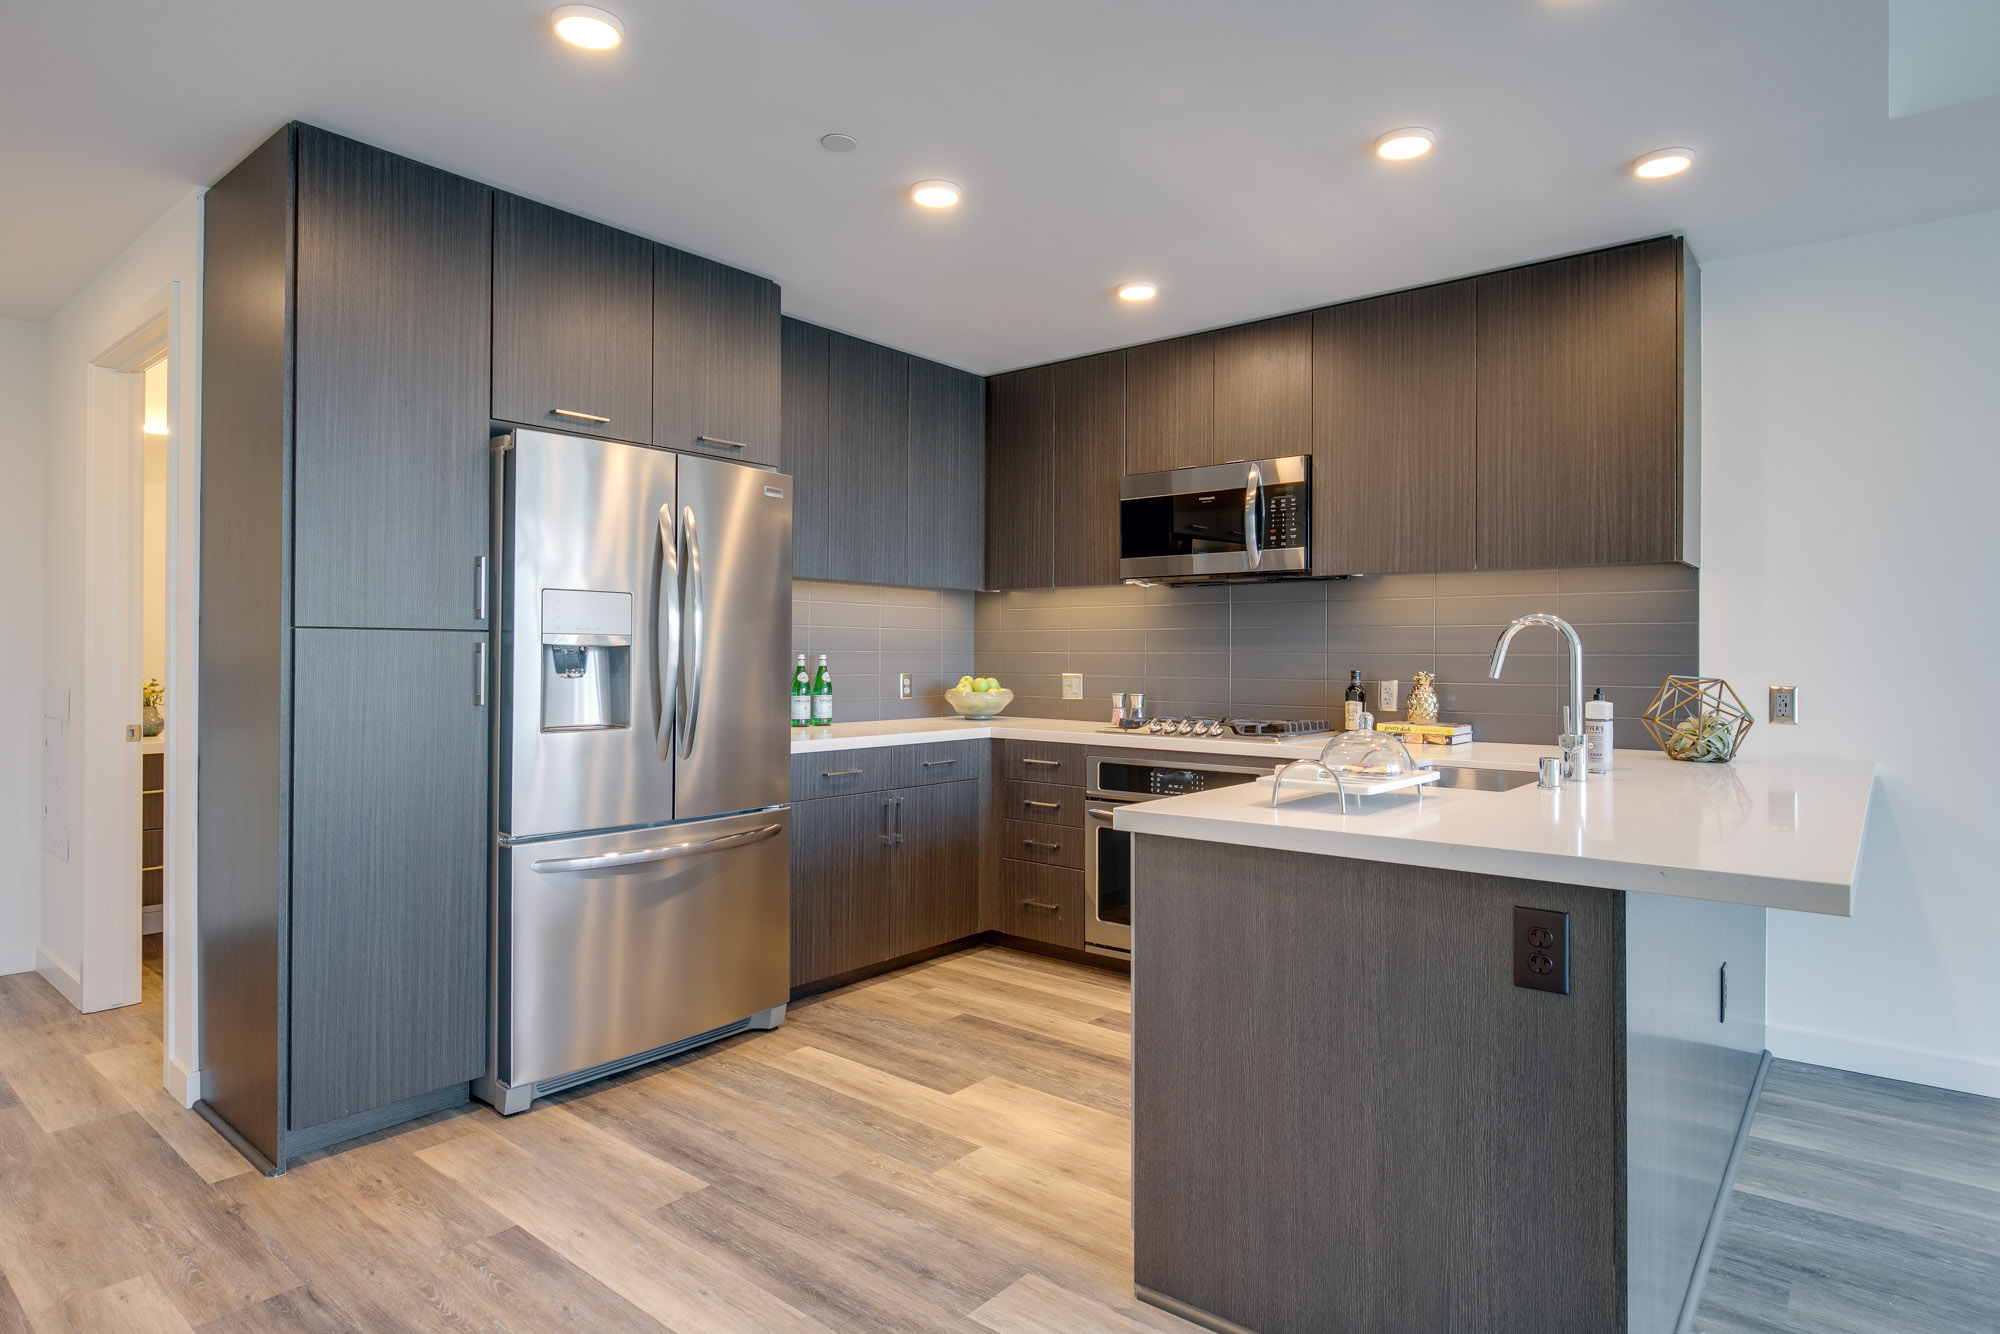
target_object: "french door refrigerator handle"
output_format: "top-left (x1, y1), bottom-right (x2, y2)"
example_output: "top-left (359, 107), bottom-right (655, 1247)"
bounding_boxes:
top-left (655, 503), bottom-right (682, 761)
top-left (677, 507), bottom-right (706, 758)
top-left (530, 822), bottom-right (783, 874)
top-left (1243, 461), bottom-right (1263, 569)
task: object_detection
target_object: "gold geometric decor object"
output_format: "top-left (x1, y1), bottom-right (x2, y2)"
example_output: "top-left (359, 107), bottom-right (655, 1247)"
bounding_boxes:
top-left (1406, 670), bottom-right (1439, 725)
top-left (1641, 676), bottom-right (1754, 763)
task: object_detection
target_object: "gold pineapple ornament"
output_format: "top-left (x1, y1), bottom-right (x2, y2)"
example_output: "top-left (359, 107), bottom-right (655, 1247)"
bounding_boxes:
top-left (1407, 671), bottom-right (1439, 725)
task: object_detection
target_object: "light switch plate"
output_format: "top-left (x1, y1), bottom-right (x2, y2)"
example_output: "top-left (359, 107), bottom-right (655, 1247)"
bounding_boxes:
top-left (898, 672), bottom-right (913, 700)
top-left (1769, 685), bottom-right (1797, 725)
top-left (1061, 672), bottom-right (1083, 700)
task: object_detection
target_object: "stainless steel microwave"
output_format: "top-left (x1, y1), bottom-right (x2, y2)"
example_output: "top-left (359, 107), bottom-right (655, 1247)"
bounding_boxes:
top-left (1119, 456), bottom-right (1309, 582)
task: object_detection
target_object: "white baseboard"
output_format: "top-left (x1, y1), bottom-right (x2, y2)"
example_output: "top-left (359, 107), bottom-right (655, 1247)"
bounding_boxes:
top-left (36, 946), bottom-right (84, 1009)
top-left (0, 945), bottom-right (35, 976)
top-left (166, 1056), bottom-right (203, 1109)
top-left (142, 905), bottom-right (163, 934)
top-left (1767, 1023), bottom-right (2000, 1099)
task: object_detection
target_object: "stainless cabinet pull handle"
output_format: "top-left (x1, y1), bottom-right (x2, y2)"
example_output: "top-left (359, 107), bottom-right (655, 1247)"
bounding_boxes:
top-left (881, 798), bottom-right (894, 845)
top-left (922, 759), bottom-right (957, 768)
top-left (475, 555), bottom-right (488, 621)
top-left (533, 822), bottom-right (782, 873)
top-left (696, 435), bottom-right (749, 451)
top-left (1024, 840), bottom-right (1060, 850)
top-left (1023, 800), bottom-right (1060, 810)
top-left (552, 408), bottom-right (611, 424)
top-left (823, 769), bottom-right (864, 778)
top-left (1023, 758), bottom-right (1061, 768)
top-left (1022, 899), bottom-right (1060, 912)
top-left (473, 642), bottom-right (487, 707)
top-left (893, 795), bottom-right (904, 844)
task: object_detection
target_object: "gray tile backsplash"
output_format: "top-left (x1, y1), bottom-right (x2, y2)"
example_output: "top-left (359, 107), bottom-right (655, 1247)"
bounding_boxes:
top-left (792, 580), bottom-right (976, 724)
top-left (973, 567), bottom-right (1699, 748)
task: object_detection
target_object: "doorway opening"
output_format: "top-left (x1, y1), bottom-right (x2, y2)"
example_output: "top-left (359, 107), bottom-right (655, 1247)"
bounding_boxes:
top-left (140, 355), bottom-right (168, 1001)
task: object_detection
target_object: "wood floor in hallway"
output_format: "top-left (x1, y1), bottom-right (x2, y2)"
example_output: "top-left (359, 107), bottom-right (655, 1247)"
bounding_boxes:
top-left (1, 939), bottom-right (1993, 1333)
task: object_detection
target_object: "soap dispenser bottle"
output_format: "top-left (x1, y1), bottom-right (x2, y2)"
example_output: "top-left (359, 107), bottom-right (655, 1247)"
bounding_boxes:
top-left (1585, 687), bottom-right (1613, 773)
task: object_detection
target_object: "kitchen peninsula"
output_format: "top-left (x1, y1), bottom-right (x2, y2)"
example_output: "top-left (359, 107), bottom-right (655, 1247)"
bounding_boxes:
top-left (1115, 746), bottom-right (1875, 1334)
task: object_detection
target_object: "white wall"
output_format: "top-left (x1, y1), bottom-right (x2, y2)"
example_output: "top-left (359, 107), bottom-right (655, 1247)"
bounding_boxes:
top-left (1702, 207), bottom-right (2000, 1096)
top-left (39, 190), bottom-right (202, 1092)
top-left (0, 317), bottom-right (46, 976)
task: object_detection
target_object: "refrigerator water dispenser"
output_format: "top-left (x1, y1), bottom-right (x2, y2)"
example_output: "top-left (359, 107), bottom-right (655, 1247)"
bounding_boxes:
top-left (540, 588), bottom-right (633, 731)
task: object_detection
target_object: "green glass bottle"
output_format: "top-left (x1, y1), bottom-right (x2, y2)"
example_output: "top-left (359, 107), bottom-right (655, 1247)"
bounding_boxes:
top-left (811, 653), bottom-right (833, 725)
top-left (791, 653), bottom-right (811, 728)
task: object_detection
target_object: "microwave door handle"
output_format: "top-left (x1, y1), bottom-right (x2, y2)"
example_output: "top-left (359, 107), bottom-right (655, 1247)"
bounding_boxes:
top-left (655, 502), bottom-right (681, 761)
top-left (677, 506), bottom-right (706, 759)
top-left (1244, 462), bottom-right (1263, 569)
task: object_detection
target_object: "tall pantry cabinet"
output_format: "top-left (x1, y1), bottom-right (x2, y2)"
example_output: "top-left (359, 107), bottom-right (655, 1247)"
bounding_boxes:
top-left (199, 125), bottom-right (491, 1170)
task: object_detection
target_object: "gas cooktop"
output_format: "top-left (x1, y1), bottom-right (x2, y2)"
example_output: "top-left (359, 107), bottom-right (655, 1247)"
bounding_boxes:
top-left (1096, 716), bottom-right (1333, 741)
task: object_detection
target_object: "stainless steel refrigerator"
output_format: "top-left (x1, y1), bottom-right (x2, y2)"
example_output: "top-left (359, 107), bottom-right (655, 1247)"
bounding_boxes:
top-left (477, 429), bottom-right (793, 1115)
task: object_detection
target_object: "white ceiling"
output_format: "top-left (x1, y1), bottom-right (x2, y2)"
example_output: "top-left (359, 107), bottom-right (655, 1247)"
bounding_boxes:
top-left (3, 1), bottom-right (1997, 373)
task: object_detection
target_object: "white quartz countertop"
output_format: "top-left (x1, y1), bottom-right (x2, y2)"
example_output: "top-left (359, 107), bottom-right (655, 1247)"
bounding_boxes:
top-left (789, 715), bottom-right (1874, 916)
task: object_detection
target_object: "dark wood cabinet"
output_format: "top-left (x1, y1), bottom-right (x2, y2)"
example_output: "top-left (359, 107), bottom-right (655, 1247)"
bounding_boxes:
top-left (654, 246), bottom-right (780, 465)
top-left (1213, 312), bottom-right (1311, 465)
top-left (1475, 237), bottom-right (1690, 568)
top-left (1051, 351), bottom-right (1126, 588)
top-left (906, 356), bottom-right (985, 590)
top-left (288, 628), bottom-right (488, 1131)
top-left (983, 858), bottom-right (1086, 950)
top-left (785, 317), bottom-right (983, 589)
top-left (791, 778), bottom-right (983, 990)
top-left (984, 364), bottom-right (1055, 590)
top-left (889, 780), bottom-right (982, 957)
top-left (984, 353), bottom-right (1123, 590)
top-left (491, 193), bottom-right (653, 444)
top-left (789, 791), bottom-right (895, 988)
top-left (1124, 332), bottom-right (1217, 474)
top-left (1312, 282), bottom-right (1478, 575)
top-left (292, 128), bottom-right (491, 631)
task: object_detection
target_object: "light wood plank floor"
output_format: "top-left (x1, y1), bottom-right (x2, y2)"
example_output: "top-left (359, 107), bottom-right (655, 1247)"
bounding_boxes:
top-left (0, 943), bottom-right (1200, 1333)
top-left (1692, 1059), bottom-right (2000, 1334)
top-left (4, 942), bottom-right (1995, 1332)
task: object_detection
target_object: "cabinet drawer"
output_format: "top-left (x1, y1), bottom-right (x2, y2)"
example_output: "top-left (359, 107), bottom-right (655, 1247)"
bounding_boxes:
top-left (1000, 780), bottom-right (1083, 827)
top-left (791, 749), bottom-right (899, 800)
top-left (1000, 819), bottom-right (1083, 869)
top-left (986, 859), bottom-right (1085, 950)
top-left (893, 741), bottom-right (989, 787)
top-left (995, 740), bottom-right (1084, 785)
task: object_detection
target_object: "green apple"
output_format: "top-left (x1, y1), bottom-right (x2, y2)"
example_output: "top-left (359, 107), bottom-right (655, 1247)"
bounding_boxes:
top-left (970, 679), bottom-right (990, 693)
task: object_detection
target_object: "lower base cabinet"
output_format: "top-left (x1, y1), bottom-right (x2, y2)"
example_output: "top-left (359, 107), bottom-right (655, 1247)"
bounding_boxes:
top-left (983, 858), bottom-right (1085, 950)
top-left (791, 779), bottom-right (980, 989)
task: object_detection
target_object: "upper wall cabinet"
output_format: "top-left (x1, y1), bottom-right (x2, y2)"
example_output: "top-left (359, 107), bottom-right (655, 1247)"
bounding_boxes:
top-left (785, 317), bottom-right (985, 590)
top-left (654, 246), bottom-right (781, 465)
top-left (292, 127), bottom-right (492, 631)
top-left (1050, 351), bottom-right (1126, 588)
top-left (492, 194), bottom-right (653, 444)
top-left (1312, 282), bottom-right (1477, 576)
top-left (906, 357), bottom-right (985, 591)
top-left (1124, 332), bottom-right (1216, 474)
top-left (1475, 237), bottom-right (1692, 569)
top-left (984, 364), bottom-right (1056, 590)
top-left (1213, 313), bottom-right (1312, 465)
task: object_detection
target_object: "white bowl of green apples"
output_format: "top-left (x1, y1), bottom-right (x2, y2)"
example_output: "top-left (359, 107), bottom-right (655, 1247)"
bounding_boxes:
top-left (946, 675), bottom-right (1014, 719)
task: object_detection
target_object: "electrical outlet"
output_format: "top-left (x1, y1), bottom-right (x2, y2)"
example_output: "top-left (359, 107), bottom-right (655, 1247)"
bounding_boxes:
top-left (1769, 685), bottom-right (1798, 725)
top-left (898, 672), bottom-right (913, 700)
top-left (1512, 906), bottom-right (1571, 995)
top-left (1061, 672), bottom-right (1083, 700)
top-left (1373, 679), bottom-right (1398, 713)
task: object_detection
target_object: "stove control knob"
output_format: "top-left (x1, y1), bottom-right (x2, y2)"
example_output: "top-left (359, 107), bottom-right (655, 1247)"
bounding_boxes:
top-left (1147, 718), bottom-right (1166, 734)
top-left (1175, 719), bottom-right (1196, 735)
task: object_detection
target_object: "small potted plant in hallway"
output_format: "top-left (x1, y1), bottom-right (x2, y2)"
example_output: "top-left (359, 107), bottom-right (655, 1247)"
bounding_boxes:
top-left (141, 677), bottom-right (164, 736)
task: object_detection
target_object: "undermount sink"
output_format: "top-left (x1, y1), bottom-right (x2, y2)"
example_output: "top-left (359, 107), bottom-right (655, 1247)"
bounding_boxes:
top-left (1423, 764), bottom-right (1541, 793)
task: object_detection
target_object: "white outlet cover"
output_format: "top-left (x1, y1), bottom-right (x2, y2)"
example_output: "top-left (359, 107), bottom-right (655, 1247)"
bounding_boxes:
top-left (1061, 672), bottom-right (1083, 700)
top-left (1374, 679), bottom-right (1399, 712)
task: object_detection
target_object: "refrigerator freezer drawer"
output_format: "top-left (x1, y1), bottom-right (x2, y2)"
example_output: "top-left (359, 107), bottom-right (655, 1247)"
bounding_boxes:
top-left (499, 809), bottom-right (791, 1088)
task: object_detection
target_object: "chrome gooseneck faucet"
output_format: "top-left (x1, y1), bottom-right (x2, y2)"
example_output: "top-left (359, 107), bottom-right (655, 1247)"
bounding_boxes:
top-left (1490, 613), bottom-right (1589, 785)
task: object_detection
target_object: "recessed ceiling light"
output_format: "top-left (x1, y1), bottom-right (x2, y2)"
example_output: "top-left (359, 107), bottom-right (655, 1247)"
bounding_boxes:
top-left (1633, 147), bottom-right (1695, 179)
top-left (1117, 281), bottom-right (1159, 302)
top-left (820, 133), bottom-right (858, 153)
top-left (910, 180), bottom-right (961, 208)
top-left (1375, 128), bottom-right (1435, 161)
top-left (552, 5), bottom-right (623, 49)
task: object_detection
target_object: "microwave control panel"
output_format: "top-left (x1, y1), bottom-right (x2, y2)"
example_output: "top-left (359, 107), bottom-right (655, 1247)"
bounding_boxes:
top-left (1262, 483), bottom-right (1307, 550)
